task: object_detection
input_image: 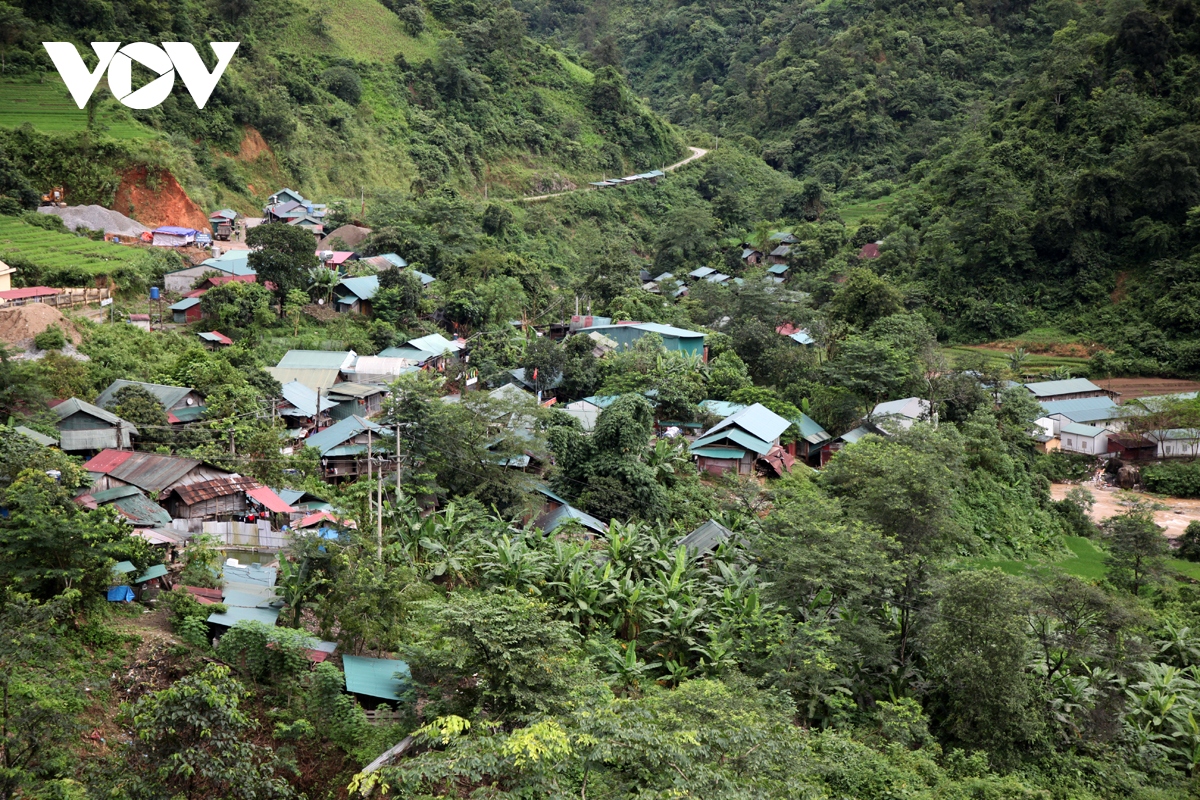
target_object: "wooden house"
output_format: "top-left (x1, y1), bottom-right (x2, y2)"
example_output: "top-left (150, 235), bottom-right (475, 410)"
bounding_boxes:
top-left (326, 382), bottom-right (386, 419)
top-left (169, 296), bottom-right (203, 324)
top-left (51, 398), bottom-right (137, 453)
top-left (692, 403), bottom-right (792, 476)
top-left (95, 380), bottom-right (206, 425)
top-left (82, 449), bottom-right (233, 497)
top-left (305, 415), bottom-right (391, 481)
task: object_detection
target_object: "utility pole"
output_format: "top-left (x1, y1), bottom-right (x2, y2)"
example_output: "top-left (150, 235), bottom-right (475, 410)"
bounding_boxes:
top-left (366, 429), bottom-right (372, 482)
top-left (376, 468), bottom-right (383, 560)
top-left (228, 427), bottom-right (235, 456)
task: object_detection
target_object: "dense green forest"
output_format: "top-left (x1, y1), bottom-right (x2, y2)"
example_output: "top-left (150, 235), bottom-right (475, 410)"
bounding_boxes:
top-left (1, 0), bottom-right (1200, 796)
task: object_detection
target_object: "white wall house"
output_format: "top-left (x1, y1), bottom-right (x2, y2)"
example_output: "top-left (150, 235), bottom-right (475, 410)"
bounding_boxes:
top-left (1060, 422), bottom-right (1109, 455)
top-left (1154, 430), bottom-right (1200, 459)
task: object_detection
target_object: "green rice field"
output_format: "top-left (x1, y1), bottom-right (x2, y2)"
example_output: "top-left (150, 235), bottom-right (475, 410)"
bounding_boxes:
top-left (0, 78), bottom-right (154, 140)
top-left (0, 216), bottom-right (148, 274)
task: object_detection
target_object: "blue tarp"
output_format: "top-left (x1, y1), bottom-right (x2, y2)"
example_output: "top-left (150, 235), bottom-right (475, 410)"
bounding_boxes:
top-left (106, 586), bottom-right (135, 602)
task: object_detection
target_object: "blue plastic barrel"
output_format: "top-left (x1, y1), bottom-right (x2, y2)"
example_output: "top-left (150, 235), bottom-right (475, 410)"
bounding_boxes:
top-left (150, 287), bottom-right (160, 300)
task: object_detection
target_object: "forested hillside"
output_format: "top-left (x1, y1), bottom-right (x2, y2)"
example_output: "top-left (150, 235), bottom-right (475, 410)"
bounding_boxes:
top-left (0, 0), bottom-right (681, 209)
top-left (4, 0), bottom-right (1200, 797)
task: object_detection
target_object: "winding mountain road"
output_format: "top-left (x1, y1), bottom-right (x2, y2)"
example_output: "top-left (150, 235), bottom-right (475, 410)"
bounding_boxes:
top-left (518, 146), bottom-right (709, 202)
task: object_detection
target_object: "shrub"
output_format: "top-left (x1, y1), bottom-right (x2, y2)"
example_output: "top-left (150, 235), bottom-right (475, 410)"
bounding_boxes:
top-left (1178, 521), bottom-right (1200, 562)
top-left (1142, 462), bottom-right (1200, 498)
top-left (34, 325), bottom-right (66, 351)
top-left (216, 621), bottom-right (314, 684)
top-left (1032, 451), bottom-right (1095, 482)
top-left (322, 67), bottom-right (362, 105)
top-left (21, 211), bottom-right (66, 232)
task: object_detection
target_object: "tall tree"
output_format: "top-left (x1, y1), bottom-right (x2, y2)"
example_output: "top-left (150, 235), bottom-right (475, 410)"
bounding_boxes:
top-left (246, 223), bottom-right (320, 312)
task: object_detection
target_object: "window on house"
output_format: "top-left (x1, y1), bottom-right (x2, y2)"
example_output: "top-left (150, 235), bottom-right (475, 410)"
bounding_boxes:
top-left (1066, 438), bottom-right (1074, 447)
top-left (1083, 440), bottom-right (1089, 451)
top-left (1167, 445), bottom-right (1173, 455)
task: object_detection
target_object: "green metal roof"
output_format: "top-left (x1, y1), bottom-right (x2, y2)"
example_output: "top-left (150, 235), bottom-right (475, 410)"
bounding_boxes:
top-left (692, 428), bottom-right (774, 456)
top-left (112, 560), bottom-right (136, 575)
top-left (277, 350), bottom-right (353, 370)
top-left (14, 425), bottom-right (56, 446)
top-left (342, 654), bottom-right (411, 701)
top-left (1060, 422), bottom-right (1106, 437)
top-left (691, 446), bottom-right (746, 459)
top-left (1024, 378), bottom-right (1104, 398)
top-left (305, 415), bottom-right (388, 456)
top-left (134, 564), bottom-right (169, 583)
top-left (95, 380), bottom-right (197, 411)
top-left (793, 413), bottom-right (831, 445)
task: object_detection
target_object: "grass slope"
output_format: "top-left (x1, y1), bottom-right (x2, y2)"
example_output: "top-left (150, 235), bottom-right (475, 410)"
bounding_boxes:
top-left (971, 535), bottom-right (1200, 582)
top-left (267, 0), bottom-right (440, 63)
top-left (0, 78), bottom-right (155, 141)
top-left (0, 217), bottom-right (148, 274)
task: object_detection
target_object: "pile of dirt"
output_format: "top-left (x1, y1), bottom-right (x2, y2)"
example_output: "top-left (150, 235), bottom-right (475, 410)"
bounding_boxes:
top-left (112, 166), bottom-right (211, 231)
top-left (0, 303), bottom-right (80, 345)
top-left (37, 205), bottom-right (149, 237)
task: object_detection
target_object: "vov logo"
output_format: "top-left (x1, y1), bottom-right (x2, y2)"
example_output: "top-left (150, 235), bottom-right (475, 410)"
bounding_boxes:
top-left (42, 42), bottom-right (239, 110)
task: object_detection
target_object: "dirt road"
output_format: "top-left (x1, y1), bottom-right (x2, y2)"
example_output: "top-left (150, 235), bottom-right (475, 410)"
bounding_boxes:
top-left (519, 146), bottom-right (709, 202)
top-left (1051, 482), bottom-right (1200, 538)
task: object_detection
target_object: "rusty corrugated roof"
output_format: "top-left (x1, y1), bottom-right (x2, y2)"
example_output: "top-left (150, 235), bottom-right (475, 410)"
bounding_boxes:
top-left (83, 450), bottom-right (204, 492)
top-left (170, 475), bottom-right (259, 506)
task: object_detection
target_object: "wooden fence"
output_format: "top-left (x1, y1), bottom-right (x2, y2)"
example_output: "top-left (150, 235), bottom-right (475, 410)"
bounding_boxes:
top-left (200, 520), bottom-right (290, 550)
top-left (1, 287), bottom-right (112, 308)
top-left (363, 707), bottom-right (404, 726)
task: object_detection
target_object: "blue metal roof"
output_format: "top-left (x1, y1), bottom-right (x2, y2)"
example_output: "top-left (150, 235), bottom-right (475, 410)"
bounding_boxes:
top-left (407, 333), bottom-right (463, 354)
top-left (1024, 378), bottom-right (1104, 398)
top-left (280, 380), bottom-right (328, 417)
top-left (839, 424), bottom-right (877, 444)
top-left (343, 655), bottom-right (411, 701)
top-left (207, 606), bottom-right (280, 628)
top-left (787, 330), bottom-right (815, 345)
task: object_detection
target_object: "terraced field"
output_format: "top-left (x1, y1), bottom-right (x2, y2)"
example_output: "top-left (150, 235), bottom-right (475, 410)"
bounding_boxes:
top-left (0, 78), bottom-right (154, 140)
top-left (0, 216), bottom-right (148, 274)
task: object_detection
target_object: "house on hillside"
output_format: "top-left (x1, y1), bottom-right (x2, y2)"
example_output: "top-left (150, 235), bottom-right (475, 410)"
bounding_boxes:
top-left (76, 485), bottom-right (171, 529)
top-left (305, 415), bottom-right (392, 480)
top-left (858, 241), bottom-right (882, 260)
top-left (96, 380), bottom-right (205, 425)
top-left (1060, 423), bottom-right (1109, 455)
top-left (688, 267), bottom-right (716, 281)
top-left (869, 397), bottom-right (932, 433)
top-left (169, 297), bottom-right (203, 324)
top-left (326, 383), bottom-right (387, 419)
top-left (1036, 397), bottom-right (1126, 436)
top-left (776, 323), bottom-right (815, 346)
top-left (575, 322), bottom-right (707, 362)
top-left (792, 413), bottom-right (833, 467)
top-left (83, 450), bottom-right (233, 497)
top-left (276, 380), bottom-right (337, 439)
top-left (379, 334), bottom-right (465, 371)
top-left (345, 356), bottom-right (420, 384)
top-left (691, 403), bottom-right (793, 476)
top-left (164, 251), bottom-right (253, 293)
top-left (51, 398), bottom-right (137, 453)
top-left (768, 245), bottom-right (791, 264)
top-left (677, 519), bottom-right (735, 556)
top-left (160, 475), bottom-right (294, 524)
top-left (741, 247), bottom-right (763, 266)
top-left (152, 226), bottom-right (197, 247)
top-left (1024, 378), bottom-right (1114, 403)
top-left (767, 264), bottom-right (789, 281)
top-left (533, 486), bottom-right (608, 537)
top-left (336, 275), bottom-right (379, 315)
top-left (198, 331), bottom-right (233, 349)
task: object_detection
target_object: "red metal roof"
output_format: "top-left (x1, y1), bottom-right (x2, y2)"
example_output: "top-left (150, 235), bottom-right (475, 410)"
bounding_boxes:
top-left (306, 649), bottom-right (331, 663)
top-left (203, 331), bottom-right (233, 345)
top-left (775, 323), bottom-right (802, 336)
top-left (246, 486), bottom-right (296, 514)
top-left (83, 449), bottom-right (135, 473)
top-left (296, 509), bottom-right (353, 529)
top-left (184, 585), bottom-right (222, 600)
top-left (0, 286), bottom-right (62, 300)
top-left (858, 243), bottom-right (880, 259)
